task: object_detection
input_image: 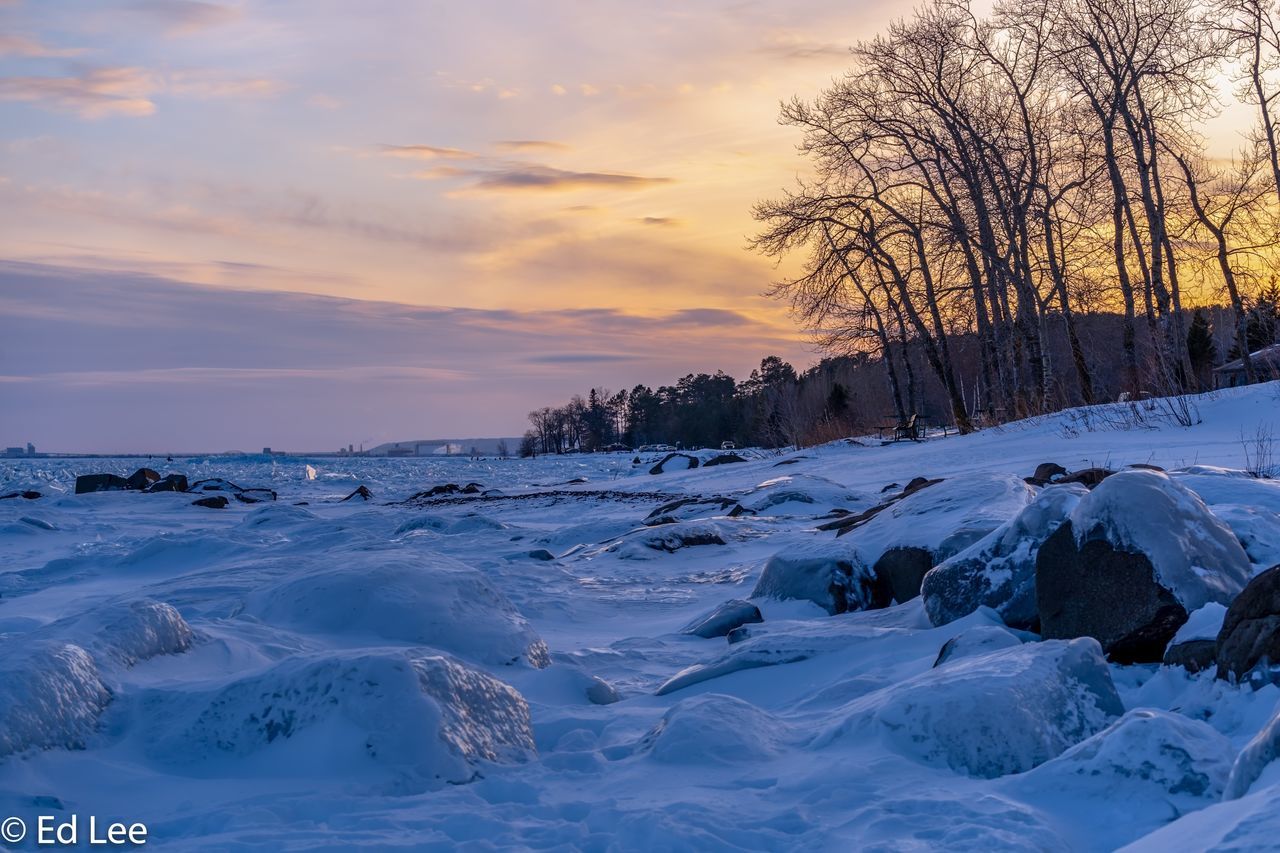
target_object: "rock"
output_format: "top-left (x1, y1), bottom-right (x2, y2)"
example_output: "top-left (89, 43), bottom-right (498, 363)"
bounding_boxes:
top-left (902, 476), bottom-right (940, 496)
top-left (933, 624), bottom-right (1024, 667)
top-left (1032, 462), bottom-right (1067, 483)
top-left (726, 625), bottom-right (754, 644)
top-left (644, 496), bottom-right (742, 526)
top-left (681, 600), bottom-right (763, 639)
top-left (1127, 463), bottom-right (1166, 472)
top-left (74, 473), bottom-right (130, 494)
top-left (873, 547), bottom-right (935, 603)
top-left (145, 474), bottom-right (188, 493)
top-left (752, 540), bottom-right (889, 615)
top-left (865, 638), bottom-right (1123, 778)
top-left (189, 478), bottom-right (243, 493)
top-left (1163, 602), bottom-right (1227, 673)
top-left (1057, 467), bottom-right (1114, 488)
top-left (192, 496), bottom-right (229, 509)
top-left (1216, 564), bottom-right (1280, 682)
top-left (235, 488), bottom-right (277, 504)
top-left (1225, 703), bottom-right (1280, 799)
top-left (585, 677), bottom-right (620, 705)
top-left (703, 453), bottom-right (746, 466)
top-left (461, 482), bottom-right (484, 494)
top-left (649, 452), bottom-right (699, 475)
top-left (1036, 470), bottom-right (1250, 663)
top-left (341, 485), bottom-right (373, 501)
top-left (922, 484), bottom-right (1088, 630)
top-left (0, 490), bottom-right (40, 500)
top-left (525, 549), bottom-right (555, 561)
top-left (124, 467), bottom-right (160, 490)
top-left (20, 516), bottom-right (55, 530)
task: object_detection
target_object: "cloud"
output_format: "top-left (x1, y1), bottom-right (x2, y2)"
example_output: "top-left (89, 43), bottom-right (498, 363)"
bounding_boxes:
top-left (524, 352), bottom-right (639, 364)
top-left (0, 66), bottom-right (158, 118)
top-left (124, 1), bottom-right (240, 35)
top-left (0, 65), bottom-right (287, 118)
top-left (377, 144), bottom-right (477, 160)
top-left (417, 164), bottom-right (672, 193)
top-left (0, 34), bottom-right (85, 58)
top-left (639, 216), bottom-right (680, 227)
top-left (758, 33), bottom-right (851, 60)
top-left (494, 140), bottom-right (570, 153)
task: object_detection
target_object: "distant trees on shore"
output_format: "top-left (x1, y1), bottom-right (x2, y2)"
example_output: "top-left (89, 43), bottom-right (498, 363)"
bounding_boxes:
top-left (753, 0), bottom-right (1280, 430)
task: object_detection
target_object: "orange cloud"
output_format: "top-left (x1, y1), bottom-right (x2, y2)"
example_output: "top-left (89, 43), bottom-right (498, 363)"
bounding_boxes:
top-left (378, 144), bottom-right (477, 160)
top-left (417, 164), bottom-right (672, 193)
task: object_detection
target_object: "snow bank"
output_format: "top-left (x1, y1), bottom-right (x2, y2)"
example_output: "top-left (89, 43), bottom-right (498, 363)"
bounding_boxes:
top-left (922, 483), bottom-right (1087, 628)
top-left (832, 638), bottom-right (1122, 778)
top-left (0, 642), bottom-right (111, 758)
top-left (145, 652), bottom-right (534, 790)
top-left (247, 557), bottom-right (551, 668)
top-left (1068, 470), bottom-right (1250, 611)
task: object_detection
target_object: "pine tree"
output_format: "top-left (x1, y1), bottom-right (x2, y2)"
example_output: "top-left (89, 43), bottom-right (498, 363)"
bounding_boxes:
top-left (1186, 310), bottom-right (1217, 388)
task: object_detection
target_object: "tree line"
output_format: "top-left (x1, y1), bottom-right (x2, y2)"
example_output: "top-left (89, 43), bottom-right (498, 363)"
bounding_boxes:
top-left (753, 0), bottom-right (1280, 433)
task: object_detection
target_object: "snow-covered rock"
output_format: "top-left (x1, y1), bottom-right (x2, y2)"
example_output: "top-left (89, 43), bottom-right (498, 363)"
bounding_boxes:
top-left (680, 599), bottom-right (762, 639)
top-left (922, 483), bottom-right (1087, 629)
top-left (144, 652), bottom-right (534, 791)
top-left (632, 694), bottom-right (791, 764)
top-left (741, 474), bottom-right (864, 516)
top-left (247, 557), bottom-right (551, 668)
top-left (60, 599), bottom-right (194, 668)
top-left (833, 638), bottom-right (1123, 778)
top-left (933, 623), bottom-right (1024, 667)
top-left (1225, 703), bottom-right (1280, 800)
top-left (649, 453), bottom-right (698, 475)
top-left (1164, 603), bottom-right (1227, 673)
top-left (1015, 709), bottom-right (1232, 849)
top-left (1216, 564), bottom-right (1280, 682)
top-left (1037, 470), bottom-right (1250, 662)
top-left (606, 520), bottom-right (729, 558)
top-left (0, 642), bottom-right (111, 758)
top-left (751, 539), bottom-right (888, 615)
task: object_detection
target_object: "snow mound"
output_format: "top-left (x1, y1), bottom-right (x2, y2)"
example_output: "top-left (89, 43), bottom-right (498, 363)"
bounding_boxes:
top-left (394, 514), bottom-right (450, 536)
top-left (64, 599), bottom-right (195, 667)
top-left (741, 474), bottom-right (863, 515)
top-left (1069, 470), bottom-right (1251, 610)
top-left (236, 503), bottom-right (318, 529)
top-left (842, 638), bottom-right (1123, 778)
top-left (0, 642), bottom-right (111, 758)
top-left (1172, 603), bottom-right (1228, 645)
top-left (933, 623), bottom-right (1024, 666)
top-left (1015, 709), bottom-right (1232, 849)
top-left (247, 557), bottom-right (551, 668)
top-left (605, 521), bottom-right (729, 558)
top-left (633, 694), bottom-right (791, 764)
top-left (1225, 705), bottom-right (1280, 800)
top-left (752, 539), bottom-right (886, 614)
top-left (145, 652), bottom-right (534, 790)
top-left (846, 472), bottom-right (1035, 568)
top-left (922, 483), bottom-right (1087, 628)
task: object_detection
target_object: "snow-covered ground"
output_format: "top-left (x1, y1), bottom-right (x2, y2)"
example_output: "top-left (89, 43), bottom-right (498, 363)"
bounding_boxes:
top-left (1, 384), bottom-right (1279, 850)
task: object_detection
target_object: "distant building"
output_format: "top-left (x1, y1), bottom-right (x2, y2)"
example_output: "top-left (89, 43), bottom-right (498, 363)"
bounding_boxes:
top-left (1214, 343), bottom-right (1280, 388)
top-left (26, 443), bottom-right (34, 456)
top-left (263, 447), bottom-right (272, 455)
top-left (3, 447), bottom-right (23, 458)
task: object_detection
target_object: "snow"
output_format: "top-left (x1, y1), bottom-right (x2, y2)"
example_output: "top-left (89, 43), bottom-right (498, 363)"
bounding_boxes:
top-left (1172, 602), bottom-right (1229, 645)
top-left (1068, 469), bottom-right (1252, 610)
top-left (1, 382), bottom-right (1279, 849)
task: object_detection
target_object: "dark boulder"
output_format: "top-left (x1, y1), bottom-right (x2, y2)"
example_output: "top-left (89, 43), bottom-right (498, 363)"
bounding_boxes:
top-left (726, 625), bottom-right (754, 644)
top-left (1057, 468), bottom-right (1114, 489)
top-left (681, 600), bottom-right (763, 639)
top-left (1164, 640), bottom-right (1218, 674)
top-left (1216, 565), bottom-right (1280, 682)
top-left (0, 491), bottom-right (40, 500)
top-left (1037, 521), bottom-right (1188, 663)
top-left (190, 478), bottom-right (243, 494)
top-left (125, 468), bottom-right (160, 490)
top-left (704, 453), bottom-right (747, 467)
top-left (874, 547), bottom-right (936, 604)
top-left (1033, 462), bottom-right (1067, 483)
top-left (146, 474), bottom-right (189, 493)
top-left (341, 485), bottom-right (373, 502)
top-left (461, 482), bottom-right (484, 494)
top-left (649, 453), bottom-right (699, 475)
top-left (644, 496), bottom-right (743, 526)
top-left (525, 549), bottom-right (555, 561)
top-left (192, 496), bottom-right (229, 509)
top-left (235, 488), bottom-right (277, 504)
top-left (74, 473), bottom-right (130, 494)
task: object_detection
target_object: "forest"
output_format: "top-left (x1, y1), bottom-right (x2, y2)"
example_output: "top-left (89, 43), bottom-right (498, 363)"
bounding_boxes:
top-left (527, 0), bottom-right (1280, 453)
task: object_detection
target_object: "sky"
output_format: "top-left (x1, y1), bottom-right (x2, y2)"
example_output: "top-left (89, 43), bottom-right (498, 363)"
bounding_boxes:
top-left (0, 1), bottom-right (1253, 452)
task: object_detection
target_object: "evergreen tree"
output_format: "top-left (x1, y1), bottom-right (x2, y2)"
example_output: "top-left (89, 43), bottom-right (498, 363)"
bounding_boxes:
top-left (1186, 309), bottom-right (1217, 388)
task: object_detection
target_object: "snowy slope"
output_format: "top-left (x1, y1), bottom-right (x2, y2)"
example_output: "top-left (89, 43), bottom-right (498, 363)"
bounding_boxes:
top-left (0, 383), bottom-right (1278, 850)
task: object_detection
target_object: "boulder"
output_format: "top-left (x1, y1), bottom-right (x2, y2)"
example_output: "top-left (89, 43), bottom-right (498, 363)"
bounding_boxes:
top-left (145, 474), bottom-right (188, 493)
top-left (752, 540), bottom-right (889, 615)
top-left (1163, 602), bottom-right (1227, 673)
top-left (235, 488), bottom-right (277, 504)
top-left (1036, 470), bottom-right (1250, 663)
top-left (681, 600), bottom-right (763, 639)
top-left (189, 478), bottom-right (243, 493)
top-left (649, 452), bottom-right (700, 475)
top-left (703, 453), bottom-right (746, 467)
top-left (631, 694), bottom-right (790, 765)
top-left (1031, 462), bottom-right (1067, 484)
top-left (1216, 564), bottom-right (1280, 682)
top-left (192, 496), bottom-right (229, 509)
top-left (643, 496), bottom-right (742, 526)
top-left (0, 490), bottom-right (40, 500)
top-left (124, 467), bottom-right (160, 490)
top-left (342, 485), bottom-right (373, 502)
top-left (922, 484), bottom-right (1088, 630)
top-left (74, 473), bottom-right (130, 494)
top-left (606, 521), bottom-right (729, 558)
top-left (873, 547), bottom-right (934, 604)
top-left (863, 638), bottom-right (1124, 778)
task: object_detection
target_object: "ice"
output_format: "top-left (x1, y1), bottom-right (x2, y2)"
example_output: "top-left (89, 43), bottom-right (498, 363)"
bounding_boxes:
top-left (0, 642), bottom-right (111, 758)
